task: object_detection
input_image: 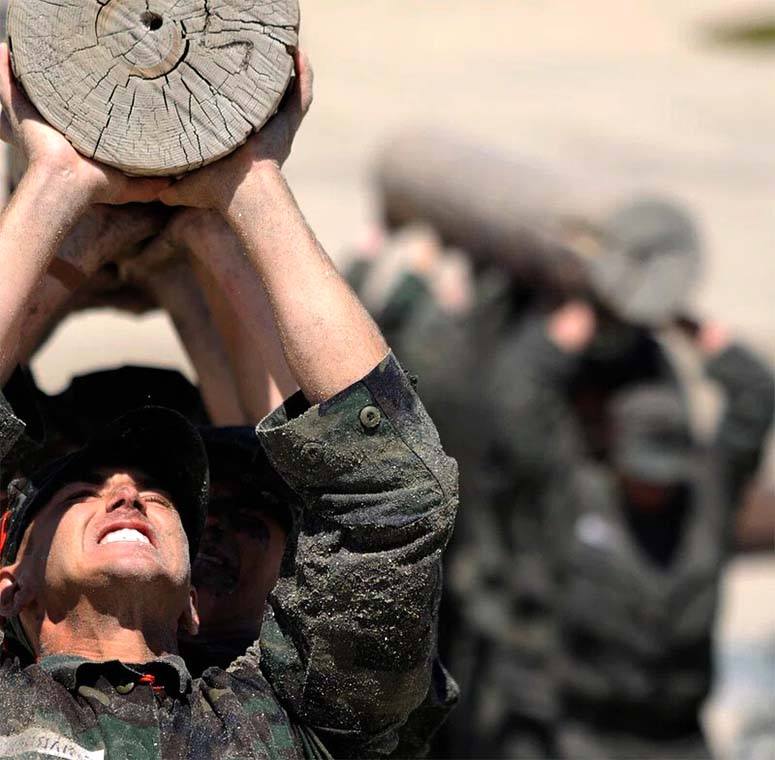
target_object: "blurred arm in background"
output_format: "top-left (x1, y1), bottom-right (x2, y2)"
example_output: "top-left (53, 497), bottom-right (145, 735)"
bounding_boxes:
top-left (678, 319), bottom-right (775, 510)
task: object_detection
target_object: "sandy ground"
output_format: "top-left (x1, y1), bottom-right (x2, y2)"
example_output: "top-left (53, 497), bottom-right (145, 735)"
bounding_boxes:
top-left (18, 1), bottom-right (775, 755)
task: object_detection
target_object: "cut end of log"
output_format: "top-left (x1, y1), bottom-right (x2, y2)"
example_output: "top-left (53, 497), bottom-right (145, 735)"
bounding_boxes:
top-left (7, 0), bottom-right (300, 176)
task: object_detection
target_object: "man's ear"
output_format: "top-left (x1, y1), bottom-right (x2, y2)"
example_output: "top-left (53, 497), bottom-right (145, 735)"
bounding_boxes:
top-left (0, 564), bottom-right (33, 620)
top-left (179, 587), bottom-right (200, 637)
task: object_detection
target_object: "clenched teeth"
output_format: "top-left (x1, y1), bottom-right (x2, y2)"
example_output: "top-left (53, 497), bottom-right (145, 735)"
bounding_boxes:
top-left (99, 528), bottom-right (150, 546)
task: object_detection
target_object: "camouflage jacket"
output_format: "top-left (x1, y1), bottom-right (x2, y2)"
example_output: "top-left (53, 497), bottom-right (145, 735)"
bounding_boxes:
top-left (0, 354), bottom-right (459, 759)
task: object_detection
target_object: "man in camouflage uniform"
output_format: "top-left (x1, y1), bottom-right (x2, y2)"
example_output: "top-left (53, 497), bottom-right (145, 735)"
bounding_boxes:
top-left (0, 45), bottom-right (458, 759)
top-left (488, 299), bottom-right (773, 759)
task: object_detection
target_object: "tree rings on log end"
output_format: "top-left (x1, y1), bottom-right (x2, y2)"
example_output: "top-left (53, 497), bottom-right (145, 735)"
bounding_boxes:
top-left (7, 0), bottom-right (299, 176)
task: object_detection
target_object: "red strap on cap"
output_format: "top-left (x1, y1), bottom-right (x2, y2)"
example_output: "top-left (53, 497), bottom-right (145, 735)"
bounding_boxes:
top-left (0, 511), bottom-right (12, 559)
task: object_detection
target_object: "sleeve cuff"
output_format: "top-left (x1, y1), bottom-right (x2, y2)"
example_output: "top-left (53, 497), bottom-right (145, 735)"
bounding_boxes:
top-left (256, 352), bottom-right (454, 502)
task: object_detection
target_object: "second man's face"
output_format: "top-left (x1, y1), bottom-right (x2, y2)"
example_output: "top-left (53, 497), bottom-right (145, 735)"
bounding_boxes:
top-left (192, 481), bottom-right (288, 634)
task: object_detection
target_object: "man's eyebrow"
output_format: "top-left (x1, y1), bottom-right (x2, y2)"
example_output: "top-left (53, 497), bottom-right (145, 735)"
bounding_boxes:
top-left (92, 467), bottom-right (168, 492)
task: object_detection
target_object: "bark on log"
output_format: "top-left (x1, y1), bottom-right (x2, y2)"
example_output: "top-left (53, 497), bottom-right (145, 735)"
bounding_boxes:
top-left (6, 0), bottom-right (299, 176)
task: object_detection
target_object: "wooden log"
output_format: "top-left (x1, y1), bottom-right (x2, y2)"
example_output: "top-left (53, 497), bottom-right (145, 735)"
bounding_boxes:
top-left (375, 130), bottom-right (606, 297)
top-left (375, 131), bottom-right (701, 323)
top-left (6, 0), bottom-right (299, 176)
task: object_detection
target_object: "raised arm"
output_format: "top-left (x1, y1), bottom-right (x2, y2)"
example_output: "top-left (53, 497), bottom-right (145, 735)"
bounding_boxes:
top-left (158, 52), bottom-right (387, 402)
top-left (0, 43), bottom-right (167, 385)
top-left (0, 43), bottom-right (166, 462)
top-left (155, 209), bottom-right (298, 420)
top-left (159, 52), bottom-right (457, 755)
top-left (695, 323), bottom-right (775, 507)
top-left (119, 233), bottom-right (246, 426)
top-left (13, 204), bottom-right (169, 371)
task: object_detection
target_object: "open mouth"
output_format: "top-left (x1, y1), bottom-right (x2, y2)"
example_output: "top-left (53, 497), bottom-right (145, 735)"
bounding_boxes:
top-left (97, 521), bottom-right (155, 548)
top-left (99, 528), bottom-right (151, 546)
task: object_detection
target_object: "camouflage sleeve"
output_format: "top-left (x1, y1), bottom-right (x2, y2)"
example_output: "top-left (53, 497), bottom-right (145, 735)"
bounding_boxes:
top-left (255, 353), bottom-right (458, 758)
top-left (388, 659), bottom-right (459, 758)
top-left (706, 342), bottom-right (775, 506)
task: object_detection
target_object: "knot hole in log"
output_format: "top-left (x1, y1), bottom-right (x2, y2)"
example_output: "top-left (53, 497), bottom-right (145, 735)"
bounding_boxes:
top-left (140, 11), bottom-right (164, 32)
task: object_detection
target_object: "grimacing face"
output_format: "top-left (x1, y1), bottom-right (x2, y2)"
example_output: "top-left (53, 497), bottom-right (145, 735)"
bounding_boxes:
top-left (7, 468), bottom-right (194, 631)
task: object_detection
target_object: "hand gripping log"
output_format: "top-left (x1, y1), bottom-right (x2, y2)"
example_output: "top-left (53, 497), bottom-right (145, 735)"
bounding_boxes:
top-left (6, 0), bottom-right (299, 176)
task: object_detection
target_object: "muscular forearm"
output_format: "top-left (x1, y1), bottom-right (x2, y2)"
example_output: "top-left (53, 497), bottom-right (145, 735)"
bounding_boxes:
top-left (185, 227), bottom-right (298, 418)
top-left (192, 262), bottom-right (287, 419)
top-left (16, 236), bottom-right (106, 364)
top-left (15, 203), bottom-right (171, 366)
top-left (0, 169), bottom-right (86, 382)
top-left (223, 166), bottom-right (388, 404)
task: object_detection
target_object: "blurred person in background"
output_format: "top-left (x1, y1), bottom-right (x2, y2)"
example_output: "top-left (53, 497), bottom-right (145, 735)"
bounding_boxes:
top-left (484, 297), bottom-right (773, 760)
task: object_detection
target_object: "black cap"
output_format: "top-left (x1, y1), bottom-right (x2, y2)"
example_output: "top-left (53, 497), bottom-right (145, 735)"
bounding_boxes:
top-left (1, 407), bottom-right (209, 564)
top-left (47, 365), bottom-right (211, 443)
top-left (200, 426), bottom-right (298, 535)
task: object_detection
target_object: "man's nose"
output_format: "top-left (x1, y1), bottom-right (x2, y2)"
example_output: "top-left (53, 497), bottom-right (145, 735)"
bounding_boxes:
top-left (106, 484), bottom-right (146, 514)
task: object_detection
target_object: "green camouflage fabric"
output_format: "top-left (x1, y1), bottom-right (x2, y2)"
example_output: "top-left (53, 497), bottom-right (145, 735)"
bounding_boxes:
top-left (183, 607), bottom-right (459, 759)
top-left (0, 354), bottom-right (459, 759)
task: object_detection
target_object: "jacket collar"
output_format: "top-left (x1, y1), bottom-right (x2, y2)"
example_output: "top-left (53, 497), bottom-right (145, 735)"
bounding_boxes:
top-left (38, 653), bottom-right (193, 696)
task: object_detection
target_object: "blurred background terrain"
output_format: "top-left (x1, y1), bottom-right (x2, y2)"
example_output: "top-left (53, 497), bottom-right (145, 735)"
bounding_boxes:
top-left (21, 2), bottom-right (774, 755)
